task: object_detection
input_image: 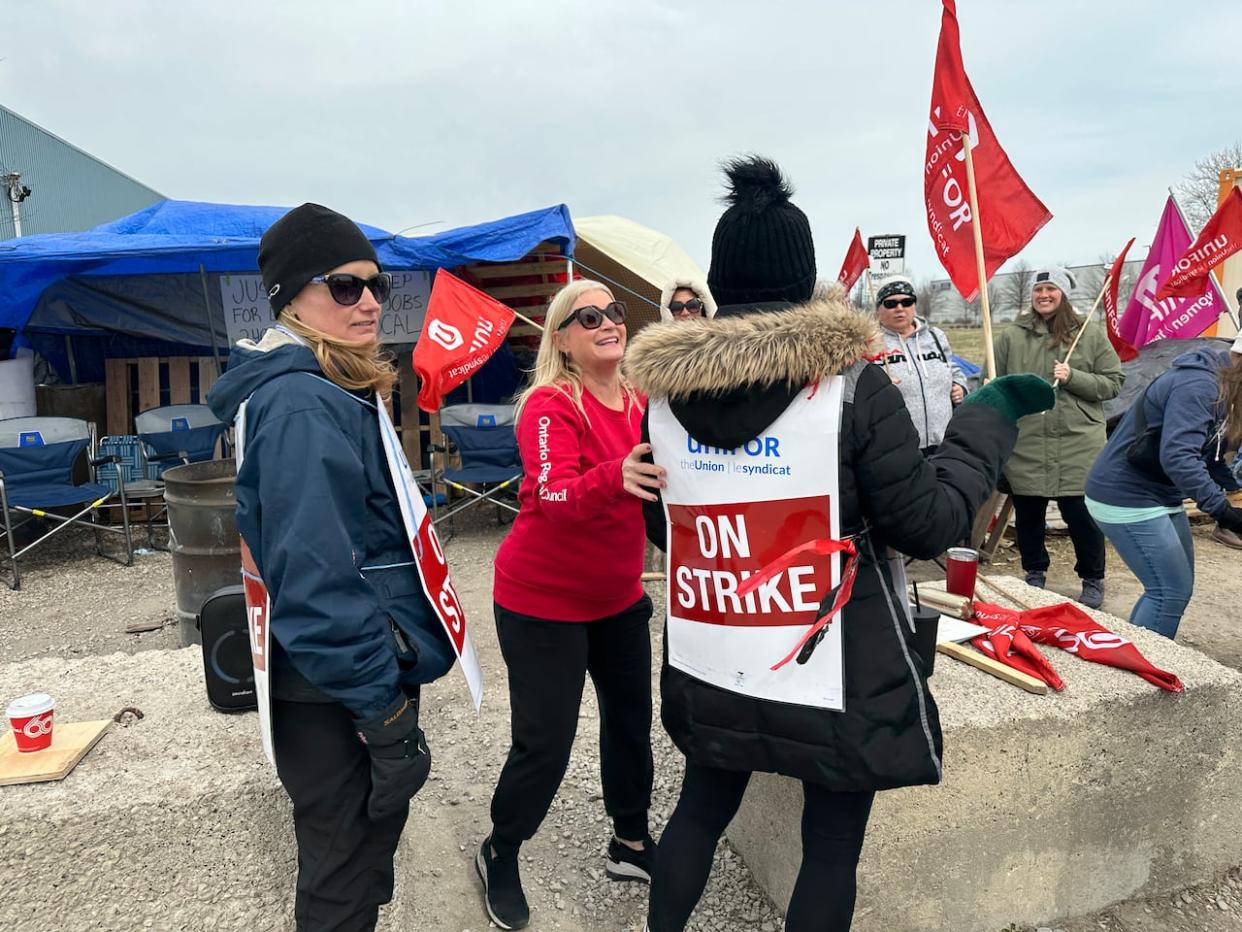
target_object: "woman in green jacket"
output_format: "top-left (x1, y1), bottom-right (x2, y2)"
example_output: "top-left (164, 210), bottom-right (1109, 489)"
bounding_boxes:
top-left (994, 267), bottom-right (1123, 608)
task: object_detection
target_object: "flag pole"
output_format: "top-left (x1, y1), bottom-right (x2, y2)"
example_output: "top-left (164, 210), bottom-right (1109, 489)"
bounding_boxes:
top-left (960, 131), bottom-right (997, 380)
top-left (512, 309), bottom-right (545, 331)
top-left (1054, 273), bottom-right (1112, 386)
top-left (1168, 187), bottom-right (1240, 331)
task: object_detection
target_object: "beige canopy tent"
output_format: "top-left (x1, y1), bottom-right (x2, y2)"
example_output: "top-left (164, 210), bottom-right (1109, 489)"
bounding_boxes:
top-left (572, 215), bottom-right (706, 330)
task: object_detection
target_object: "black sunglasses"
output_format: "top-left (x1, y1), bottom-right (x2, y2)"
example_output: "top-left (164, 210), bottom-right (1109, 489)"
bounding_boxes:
top-left (668, 298), bottom-right (705, 315)
top-left (558, 301), bottom-right (627, 330)
top-left (310, 272), bottom-right (393, 307)
top-left (880, 297), bottom-right (916, 310)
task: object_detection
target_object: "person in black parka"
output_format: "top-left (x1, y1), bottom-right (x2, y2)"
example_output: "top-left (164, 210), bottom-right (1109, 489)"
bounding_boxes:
top-left (626, 157), bottom-right (1054, 932)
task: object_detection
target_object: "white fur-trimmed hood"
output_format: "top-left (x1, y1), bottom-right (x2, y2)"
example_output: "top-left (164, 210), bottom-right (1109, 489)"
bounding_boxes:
top-left (625, 297), bottom-right (880, 400)
top-left (659, 278), bottom-right (718, 322)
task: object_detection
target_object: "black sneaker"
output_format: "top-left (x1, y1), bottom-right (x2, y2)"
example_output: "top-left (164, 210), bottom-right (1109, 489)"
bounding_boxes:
top-left (1024, 571), bottom-right (1046, 589)
top-left (476, 837), bottom-right (529, 930)
top-left (606, 833), bottom-right (657, 883)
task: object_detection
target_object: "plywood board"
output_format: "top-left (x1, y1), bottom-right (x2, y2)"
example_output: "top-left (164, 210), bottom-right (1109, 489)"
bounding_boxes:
top-left (104, 359), bottom-right (128, 436)
top-left (0, 719), bottom-right (112, 786)
top-left (168, 357), bottom-right (191, 405)
top-left (137, 358), bottom-right (160, 415)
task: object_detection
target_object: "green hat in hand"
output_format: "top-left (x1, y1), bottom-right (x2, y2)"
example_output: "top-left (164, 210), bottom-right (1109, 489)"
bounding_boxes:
top-left (961, 374), bottom-right (1056, 424)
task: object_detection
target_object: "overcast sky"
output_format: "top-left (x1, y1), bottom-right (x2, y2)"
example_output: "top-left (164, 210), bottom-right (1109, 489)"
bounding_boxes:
top-left (3, 1), bottom-right (1240, 282)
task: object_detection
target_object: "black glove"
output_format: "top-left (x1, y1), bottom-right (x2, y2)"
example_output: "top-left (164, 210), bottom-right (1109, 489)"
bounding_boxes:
top-left (355, 691), bottom-right (431, 822)
top-left (1217, 506), bottom-right (1242, 534)
top-left (960, 374), bottom-right (1056, 424)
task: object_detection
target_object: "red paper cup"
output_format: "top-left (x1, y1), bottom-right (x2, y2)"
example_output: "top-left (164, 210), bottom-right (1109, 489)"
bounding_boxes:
top-left (945, 547), bottom-right (979, 599)
top-left (6, 693), bottom-right (55, 753)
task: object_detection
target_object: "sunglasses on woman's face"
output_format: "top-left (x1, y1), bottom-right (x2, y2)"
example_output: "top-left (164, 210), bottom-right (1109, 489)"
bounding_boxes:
top-left (558, 301), bottom-right (628, 330)
top-left (310, 272), bottom-right (393, 307)
top-left (881, 297), bottom-right (916, 310)
top-left (669, 298), bottom-right (705, 315)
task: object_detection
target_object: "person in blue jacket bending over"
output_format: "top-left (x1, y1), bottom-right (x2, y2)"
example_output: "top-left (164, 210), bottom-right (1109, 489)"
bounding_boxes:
top-left (208, 203), bottom-right (455, 932)
top-left (1085, 335), bottom-right (1242, 639)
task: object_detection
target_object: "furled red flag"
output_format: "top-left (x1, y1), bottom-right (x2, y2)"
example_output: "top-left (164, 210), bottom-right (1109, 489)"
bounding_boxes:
top-left (413, 270), bottom-right (516, 412)
top-left (836, 228), bottom-right (870, 291)
top-left (1119, 197), bottom-right (1231, 347)
top-left (925, 0), bottom-right (1051, 301)
top-left (972, 601), bottom-right (1183, 692)
top-left (1157, 187), bottom-right (1242, 300)
top-left (1102, 238), bottom-right (1139, 362)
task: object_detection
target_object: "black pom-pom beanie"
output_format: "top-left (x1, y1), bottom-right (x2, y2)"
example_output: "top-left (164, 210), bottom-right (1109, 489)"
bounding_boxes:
top-left (707, 156), bottom-right (817, 307)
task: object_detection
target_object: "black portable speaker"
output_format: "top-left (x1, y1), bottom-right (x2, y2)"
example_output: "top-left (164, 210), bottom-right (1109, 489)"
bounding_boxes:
top-left (197, 585), bottom-right (258, 713)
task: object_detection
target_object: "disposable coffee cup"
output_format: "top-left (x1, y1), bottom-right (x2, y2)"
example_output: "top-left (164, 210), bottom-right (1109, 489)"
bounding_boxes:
top-left (910, 605), bottom-right (940, 678)
top-left (6, 692), bottom-right (55, 753)
top-left (945, 547), bottom-right (980, 599)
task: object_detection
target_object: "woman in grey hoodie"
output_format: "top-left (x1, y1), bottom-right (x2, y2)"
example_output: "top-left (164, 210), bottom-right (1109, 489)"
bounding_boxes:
top-left (872, 278), bottom-right (966, 453)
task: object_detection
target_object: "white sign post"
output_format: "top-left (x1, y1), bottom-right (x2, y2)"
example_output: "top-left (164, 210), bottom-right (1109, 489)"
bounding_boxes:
top-left (867, 234), bottom-right (907, 278)
top-left (219, 271), bottom-right (433, 345)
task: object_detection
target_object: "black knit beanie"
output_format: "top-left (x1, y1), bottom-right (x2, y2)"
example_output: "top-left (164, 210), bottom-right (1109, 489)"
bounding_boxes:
top-left (258, 203), bottom-right (381, 313)
top-left (707, 156), bottom-right (816, 307)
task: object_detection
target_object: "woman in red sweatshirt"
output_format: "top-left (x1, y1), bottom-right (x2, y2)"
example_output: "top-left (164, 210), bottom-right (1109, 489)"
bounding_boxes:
top-left (475, 279), bottom-right (666, 930)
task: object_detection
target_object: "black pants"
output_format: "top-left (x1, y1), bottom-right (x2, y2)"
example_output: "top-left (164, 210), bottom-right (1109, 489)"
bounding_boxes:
top-left (1011, 494), bottom-right (1106, 580)
top-left (489, 595), bottom-right (654, 853)
top-left (273, 699), bottom-right (409, 932)
top-left (648, 762), bottom-right (875, 932)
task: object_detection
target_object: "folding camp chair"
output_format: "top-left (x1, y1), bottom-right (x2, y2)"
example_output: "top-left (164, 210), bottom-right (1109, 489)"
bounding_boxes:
top-left (112, 404), bottom-right (228, 549)
top-left (429, 404), bottom-right (522, 540)
top-left (0, 416), bottom-right (134, 590)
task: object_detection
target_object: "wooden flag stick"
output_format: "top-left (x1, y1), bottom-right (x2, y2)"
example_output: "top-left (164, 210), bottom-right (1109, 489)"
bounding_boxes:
top-left (1054, 273), bottom-right (1112, 384)
top-left (512, 309), bottom-right (545, 331)
top-left (960, 131), bottom-right (997, 381)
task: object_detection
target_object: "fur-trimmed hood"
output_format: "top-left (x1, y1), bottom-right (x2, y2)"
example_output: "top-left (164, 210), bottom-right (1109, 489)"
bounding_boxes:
top-left (625, 298), bottom-right (880, 400)
top-left (659, 278), bottom-right (718, 322)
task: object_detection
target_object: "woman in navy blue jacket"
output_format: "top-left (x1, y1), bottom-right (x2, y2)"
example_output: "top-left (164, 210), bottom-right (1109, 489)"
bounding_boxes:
top-left (1084, 337), bottom-right (1242, 638)
top-left (209, 204), bottom-right (455, 932)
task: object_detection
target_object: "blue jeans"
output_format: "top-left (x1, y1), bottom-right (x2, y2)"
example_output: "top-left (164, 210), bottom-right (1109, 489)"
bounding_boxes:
top-left (1094, 512), bottom-right (1194, 639)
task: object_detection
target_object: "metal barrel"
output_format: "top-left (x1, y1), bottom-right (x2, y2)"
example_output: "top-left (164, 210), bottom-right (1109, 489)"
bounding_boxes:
top-left (162, 459), bottom-right (240, 647)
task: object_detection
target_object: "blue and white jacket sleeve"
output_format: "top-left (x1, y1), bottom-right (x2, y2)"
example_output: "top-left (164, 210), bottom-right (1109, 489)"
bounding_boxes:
top-left (237, 403), bottom-right (401, 721)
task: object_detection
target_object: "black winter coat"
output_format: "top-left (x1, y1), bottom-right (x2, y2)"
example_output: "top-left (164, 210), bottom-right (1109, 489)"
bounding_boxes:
top-left (624, 299), bottom-right (1017, 792)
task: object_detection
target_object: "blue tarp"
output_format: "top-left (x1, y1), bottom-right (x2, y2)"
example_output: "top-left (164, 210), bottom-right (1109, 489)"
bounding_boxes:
top-left (0, 199), bottom-right (576, 339)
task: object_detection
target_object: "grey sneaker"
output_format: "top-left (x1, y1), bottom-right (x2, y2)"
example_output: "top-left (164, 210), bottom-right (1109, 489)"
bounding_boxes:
top-left (1079, 578), bottom-right (1104, 610)
top-left (1024, 571), bottom-right (1046, 589)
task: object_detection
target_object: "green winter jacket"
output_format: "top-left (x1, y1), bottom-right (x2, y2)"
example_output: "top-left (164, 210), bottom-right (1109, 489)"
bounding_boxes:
top-left (993, 311), bottom-right (1124, 497)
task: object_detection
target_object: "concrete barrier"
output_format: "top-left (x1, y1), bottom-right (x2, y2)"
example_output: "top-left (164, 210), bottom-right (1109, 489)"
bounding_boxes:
top-left (726, 576), bottom-right (1242, 931)
top-left (0, 649), bottom-right (451, 931)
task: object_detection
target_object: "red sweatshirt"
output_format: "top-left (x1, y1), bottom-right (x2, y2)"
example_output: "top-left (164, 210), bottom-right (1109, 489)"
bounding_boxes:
top-left (493, 384), bottom-right (646, 621)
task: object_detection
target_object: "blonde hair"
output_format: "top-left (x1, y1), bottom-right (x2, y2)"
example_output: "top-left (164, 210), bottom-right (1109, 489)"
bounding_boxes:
top-left (514, 279), bottom-right (639, 424)
top-left (277, 311), bottom-right (397, 399)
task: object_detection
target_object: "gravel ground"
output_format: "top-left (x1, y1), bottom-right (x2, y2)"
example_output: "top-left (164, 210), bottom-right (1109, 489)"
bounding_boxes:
top-left (4, 511), bottom-right (1241, 931)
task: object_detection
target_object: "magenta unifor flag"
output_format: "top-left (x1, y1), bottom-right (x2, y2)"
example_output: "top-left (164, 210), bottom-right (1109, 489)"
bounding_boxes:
top-left (1119, 196), bottom-right (1229, 347)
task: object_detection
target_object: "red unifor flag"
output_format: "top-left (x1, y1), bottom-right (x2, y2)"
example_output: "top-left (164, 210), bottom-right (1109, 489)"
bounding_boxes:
top-left (971, 601), bottom-right (1184, 692)
top-left (1157, 187), bottom-right (1242, 300)
top-left (1103, 238), bottom-right (1139, 362)
top-left (836, 228), bottom-right (870, 291)
top-left (413, 269), bottom-right (516, 412)
top-left (925, 0), bottom-right (1051, 301)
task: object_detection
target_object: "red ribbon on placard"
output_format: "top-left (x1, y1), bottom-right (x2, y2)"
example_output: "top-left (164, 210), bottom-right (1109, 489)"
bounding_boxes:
top-left (737, 538), bottom-right (859, 670)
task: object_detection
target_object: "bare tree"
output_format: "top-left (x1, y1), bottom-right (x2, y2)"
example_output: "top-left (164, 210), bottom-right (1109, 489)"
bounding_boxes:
top-left (1175, 141), bottom-right (1242, 233)
top-left (996, 259), bottom-right (1035, 319)
top-left (915, 278), bottom-right (940, 322)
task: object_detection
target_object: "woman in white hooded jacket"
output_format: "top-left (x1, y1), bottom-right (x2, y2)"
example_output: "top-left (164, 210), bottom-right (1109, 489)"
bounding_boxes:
top-left (659, 278), bottom-right (717, 322)
top-left (872, 278), bottom-right (966, 453)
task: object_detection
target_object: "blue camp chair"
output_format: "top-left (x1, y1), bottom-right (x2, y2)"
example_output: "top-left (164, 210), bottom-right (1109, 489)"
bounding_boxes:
top-left (0, 416), bottom-right (134, 590)
top-left (110, 404), bottom-right (228, 549)
top-left (430, 404), bottom-right (522, 540)
top-left (135, 404), bottom-right (228, 474)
